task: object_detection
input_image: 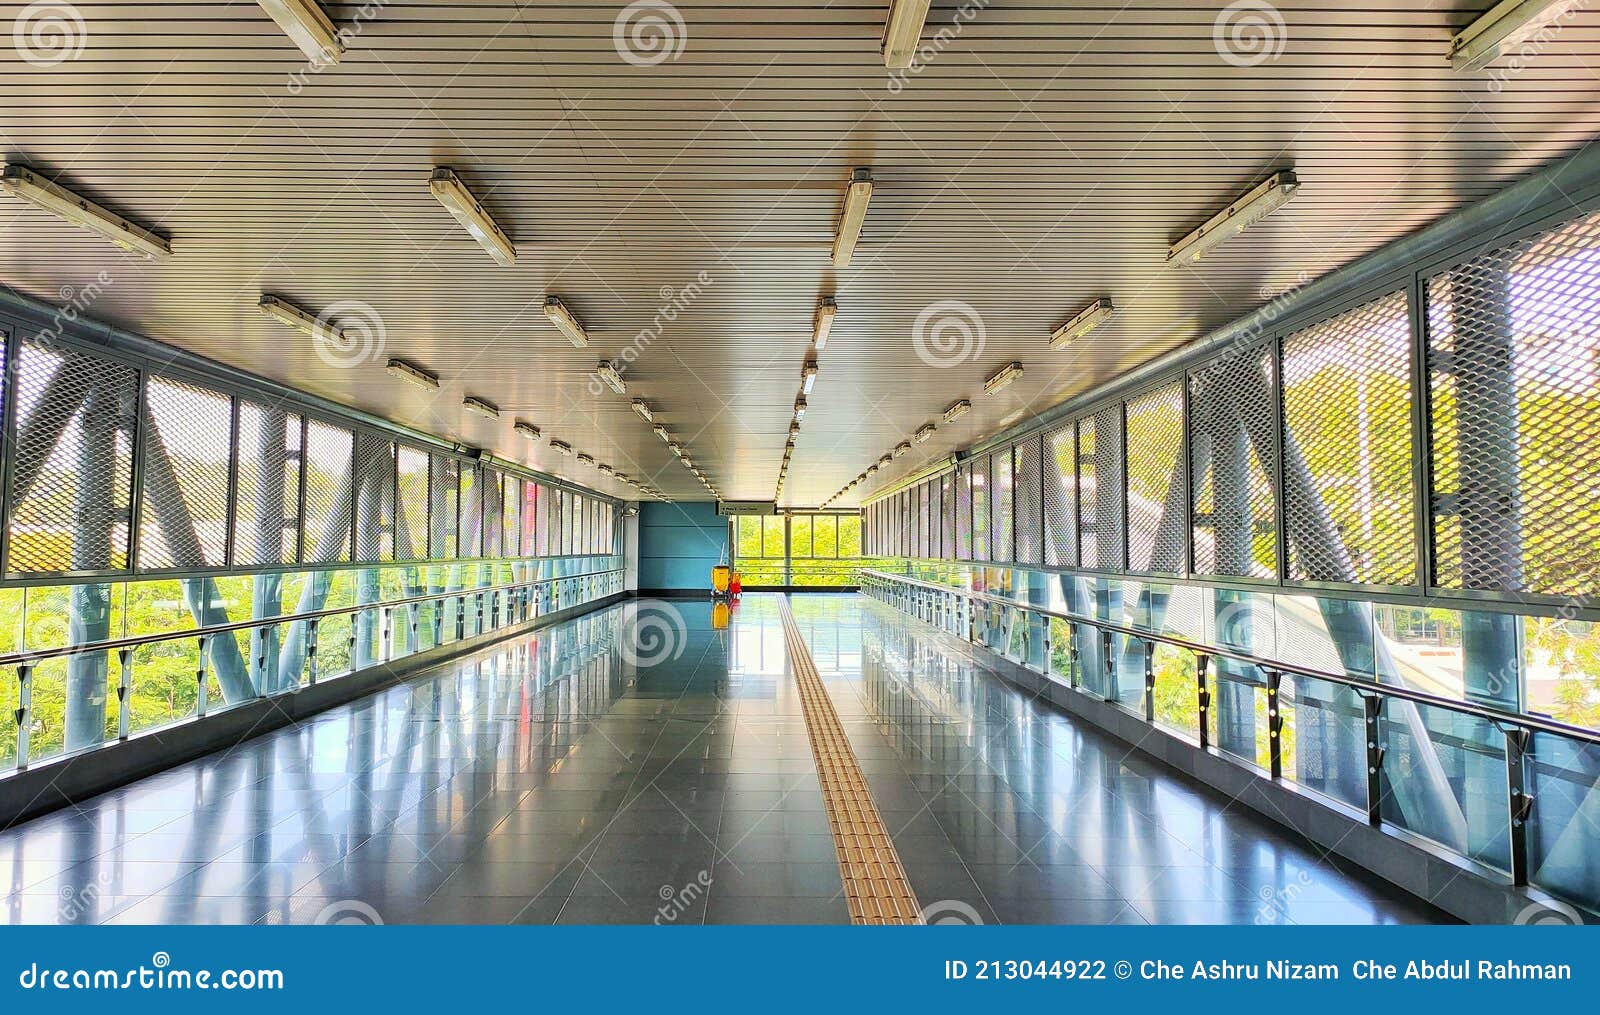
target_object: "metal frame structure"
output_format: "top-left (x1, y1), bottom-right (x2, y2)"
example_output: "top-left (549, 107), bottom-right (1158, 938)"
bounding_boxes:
top-left (729, 510), bottom-right (869, 589)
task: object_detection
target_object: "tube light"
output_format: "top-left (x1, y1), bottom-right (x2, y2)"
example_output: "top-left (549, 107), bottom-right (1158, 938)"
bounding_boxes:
top-left (259, 295), bottom-right (343, 343)
top-left (386, 357), bottom-right (439, 390)
top-left (881, 0), bottom-right (934, 69)
top-left (793, 395), bottom-right (808, 421)
top-left (543, 297), bottom-right (590, 348)
top-left (943, 399), bottom-right (971, 423)
top-left (257, 0), bottom-right (344, 64)
top-left (1451, 0), bottom-right (1581, 72)
top-left (599, 464), bottom-right (614, 475)
top-left (983, 361), bottom-right (1023, 395)
top-left (595, 360), bottom-right (626, 395)
top-left (631, 398), bottom-right (653, 422)
top-left (429, 168), bottom-right (515, 266)
top-left (1049, 297), bottom-right (1116, 351)
top-left (814, 297), bottom-right (838, 350)
top-left (893, 441), bottom-right (911, 458)
top-left (867, 464), bottom-right (879, 476)
top-left (789, 421), bottom-right (801, 437)
top-left (878, 454), bottom-right (893, 468)
top-left (801, 361), bottom-right (818, 394)
top-left (550, 440), bottom-right (572, 456)
top-left (577, 454), bottom-right (595, 467)
top-left (653, 425), bottom-right (671, 442)
top-left (831, 169), bottom-right (873, 268)
top-left (913, 423), bottom-right (937, 444)
top-left (1167, 170), bottom-right (1299, 264)
top-left (462, 395), bottom-right (500, 420)
top-left (2, 165), bottom-right (172, 260)
top-left (514, 421), bottom-right (541, 440)
top-left (669, 442), bottom-right (685, 457)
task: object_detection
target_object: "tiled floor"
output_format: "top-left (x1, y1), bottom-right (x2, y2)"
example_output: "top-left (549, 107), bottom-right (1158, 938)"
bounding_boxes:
top-left (0, 594), bottom-right (1447, 925)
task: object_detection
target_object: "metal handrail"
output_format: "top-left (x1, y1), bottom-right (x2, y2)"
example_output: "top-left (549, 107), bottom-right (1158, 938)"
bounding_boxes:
top-left (857, 569), bottom-right (1600, 748)
top-left (0, 568), bottom-right (626, 668)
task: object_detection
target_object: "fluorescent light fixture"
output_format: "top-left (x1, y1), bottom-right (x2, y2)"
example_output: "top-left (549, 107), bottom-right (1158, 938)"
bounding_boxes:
top-left (893, 441), bottom-right (911, 458)
top-left (831, 169), bottom-right (873, 268)
top-left (514, 421), bottom-right (541, 440)
top-left (1451, 0), bottom-right (1581, 72)
top-left (550, 440), bottom-right (572, 456)
top-left (1049, 297), bottom-right (1116, 351)
top-left (631, 398), bottom-right (653, 422)
top-left (1, 165), bottom-right (172, 260)
top-left (543, 297), bottom-right (590, 348)
top-left (653, 425), bottom-right (671, 442)
top-left (257, 0), bottom-right (344, 64)
top-left (1168, 170), bottom-right (1300, 264)
top-left (789, 421), bottom-right (801, 437)
top-left (599, 464), bottom-right (614, 475)
top-left (596, 360), bottom-right (626, 395)
top-left (669, 442), bottom-right (685, 457)
top-left (881, 0), bottom-right (934, 69)
top-left (793, 395), bottom-right (808, 421)
top-left (943, 399), bottom-right (971, 423)
top-left (462, 395), bottom-right (500, 420)
top-left (983, 361), bottom-right (1023, 395)
top-left (577, 454), bottom-right (595, 467)
top-left (814, 297), bottom-right (838, 350)
top-left (913, 423), bottom-right (936, 444)
top-left (801, 361), bottom-right (819, 394)
top-left (385, 357), bottom-right (439, 390)
top-left (259, 295), bottom-right (343, 343)
top-left (867, 463), bottom-right (879, 476)
top-left (429, 168), bottom-right (515, 266)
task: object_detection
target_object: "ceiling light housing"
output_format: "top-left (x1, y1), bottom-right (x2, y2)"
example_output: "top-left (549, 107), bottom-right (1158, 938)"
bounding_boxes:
top-left (943, 399), bottom-right (972, 423)
top-left (913, 423), bottom-right (937, 444)
top-left (543, 297), bottom-right (590, 348)
top-left (631, 398), bottom-right (653, 422)
top-left (882, 0), bottom-right (934, 69)
top-left (386, 357), bottom-right (439, 390)
top-left (550, 440), bottom-right (572, 456)
top-left (831, 170), bottom-right (873, 268)
top-left (793, 395), bottom-right (808, 421)
top-left (576, 454), bottom-right (595, 467)
top-left (429, 168), bottom-right (516, 266)
top-left (801, 361), bottom-right (819, 394)
top-left (1168, 170), bottom-right (1300, 264)
top-left (257, 0), bottom-right (344, 64)
top-left (462, 395), bottom-right (500, 420)
top-left (1, 165), bottom-right (172, 260)
top-left (514, 421), bottom-right (540, 441)
top-left (653, 425), bottom-right (671, 442)
top-left (1451, 0), bottom-right (1581, 72)
top-left (814, 297), bottom-right (838, 350)
top-left (1049, 297), bottom-right (1116, 350)
top-left (983, 361), bottom-right (1024, 395)
top-left (259, 295), bottom-right (342, 343)
top-left (893, 441), bottom-right (911, 458)
top-left (596, 360), bottom-right (626, 395)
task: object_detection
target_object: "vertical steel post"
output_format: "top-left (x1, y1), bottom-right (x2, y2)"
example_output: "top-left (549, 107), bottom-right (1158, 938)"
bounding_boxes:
top-left (1265, 669), bottom-right (1284, 779)
top-left (1196, 653), bottom-right (1211, 749)
top-left (1505, 726), bottom-right (1532, 886)
top-left (16, 663), bottom-right (31, 768)
top-left (1364, 693), bottom-right (1384, 825)
top-left (195, 636), bottom-right (209, 717)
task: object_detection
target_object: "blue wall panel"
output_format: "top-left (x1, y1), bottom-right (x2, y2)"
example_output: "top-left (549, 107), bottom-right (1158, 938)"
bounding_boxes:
top-left (638, 501), bottom-right (727, 591)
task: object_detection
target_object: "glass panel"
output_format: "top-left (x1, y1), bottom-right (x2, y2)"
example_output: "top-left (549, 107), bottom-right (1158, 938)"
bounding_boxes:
top-left (1526, 733), bottom-right (1600, 909)
top-left (1379, 700), bottom-right (1510, 873)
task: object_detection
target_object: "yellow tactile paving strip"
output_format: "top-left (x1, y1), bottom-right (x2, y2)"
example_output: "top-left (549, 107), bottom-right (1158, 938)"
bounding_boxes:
top-left (777, 596), bottom-right (924, 925)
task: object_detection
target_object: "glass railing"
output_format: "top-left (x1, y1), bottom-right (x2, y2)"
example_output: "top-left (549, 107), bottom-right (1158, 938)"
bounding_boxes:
top-left (859, 567), bottom-right (1600, 917)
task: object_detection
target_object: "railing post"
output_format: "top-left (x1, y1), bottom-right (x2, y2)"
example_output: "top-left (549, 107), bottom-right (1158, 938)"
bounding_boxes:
top-left (1101, 631), bottom-right (1115, 702)
top-left (1363, 693), bottom-right (1384, 826)
top-left (1505, 726), bottom-right (1533, 886)
top-left (1196, 653), bottom-right (1211, 749)
top-left (307, 617), bottom-right (319, 685)
top-left (195, 636), bottom-right (209, 717)
top-left (1041, 617), bottom-right (1052, 680)
top-left (434, 600), bottom-right (444, 644)
top-left (382, 607), bottom-right (393, 662)
top-left (1265, 668), bottom-right (1284, 779)
top-left (456, 595), bottom-right (467, 640)
top-left (117, 647), bottom-right (133, 738)
top-left (1142, 639), bottom-right (1155, 723)
top-left (15, 663), bottom-right (31, 768)
top-left (1066, 623), bottom-right (1080, 689)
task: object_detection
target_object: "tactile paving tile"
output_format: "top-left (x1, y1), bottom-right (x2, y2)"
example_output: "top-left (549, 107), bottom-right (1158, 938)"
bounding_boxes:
top-left (777, 596), bottom-right (923, 925)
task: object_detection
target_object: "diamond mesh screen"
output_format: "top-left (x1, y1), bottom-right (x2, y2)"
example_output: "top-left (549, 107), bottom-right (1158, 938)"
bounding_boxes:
top-left (992, 450), bottom-right (1014, 562)
top-left (233, 402), bottom-right (301, 567)
top-left (971, 455), bottom-right (991, 561)
top-left (139, 376), bottom-right (233, 570)
top-left (1189, 347), bottom-right (1278, 578)
top-left (1283, 290), bottom-right (1416, 585)
top-left (482, 468), bottom-right (504, 559)
top-left (955, 464), bottom-right (973, 559)
top-left (396, 445), bottom-right (429, 561)
top-left (428, 453), bottom-right (459, 559)
top-left (533, 482), bottom-right (549, 556)
top-left (502, 473), bottom-right (521, 556)
top-left (1043, 421), bottom-right (1077, 567)
top-left (1014, 435), bottom-right (1043, 565)
top-left (1427, 209), bottom-right (1600, 596)
top-left (919, 480), bottom-right (932, 558)
top-left (521, 481), bottom-right (538, 553)
top-left (459, 463), bottom-right (482, 557)
top-left (353, 432), bottom-right (396, 563)
top-left (302, 420), bottom-right (353, 564)
top-left (1082, 405), bottom-right (1125, 570)
top-left (1125, 381), bottom-right (1186, 574)
top-left (8, 340), bottom-right (138, 576)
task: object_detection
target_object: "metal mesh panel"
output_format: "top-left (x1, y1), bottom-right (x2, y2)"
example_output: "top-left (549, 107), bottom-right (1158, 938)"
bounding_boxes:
top-left (428, 453), bottom-right (458, 559)
top-left (918, 480), bottom-right (931, 558)
top-left (482, 468), bottom-right (504, 559)
top-left (396, 445), bottom-right (429, 561)
top-left (353, 432), bottom-right (396, 563)
top-left (1043, 421), bottom-right (1077, 567)
top-left (900, 489), bottom-right (910, 555)
top-left (138, 376), bottom-right (233, 570)
top-left (955, 464), bottom-right (973, 559)
top-left (1284, 290), bottom-right (1415, 585)
top-left (233, 402), bottom-right (301, 567)
top-left (992, 450), bottom-right (1014, 562)
top-left (521, 481), bottom-right (538, 552)
top-left (1014, 435), bottom-right (1043, 565)
top-left (552, 488), bottom-right (567, 555)
top-left (502, 473), bottom-right (521, 556)
top-left (1189, 346), bottom-right (1278, 578)
top-left (533, 482), bottom-right (549, 555)
top-left (971, 455), bottom-right (991, 561)
top-left (935, 474), bottom-right (949, 557)
top-left (1427, 210), bottom-right (1600, 596)
top-left (302, 420), bottom-right (353, 564)
top-left (7, 340), bottom-right (138, 576)
top-left (459, 463), bottom-right (482, 557)
top-left (1124, 381), bottom-right (1186, 574)
top-left (1081, 405), bottom-right (1125, 570)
